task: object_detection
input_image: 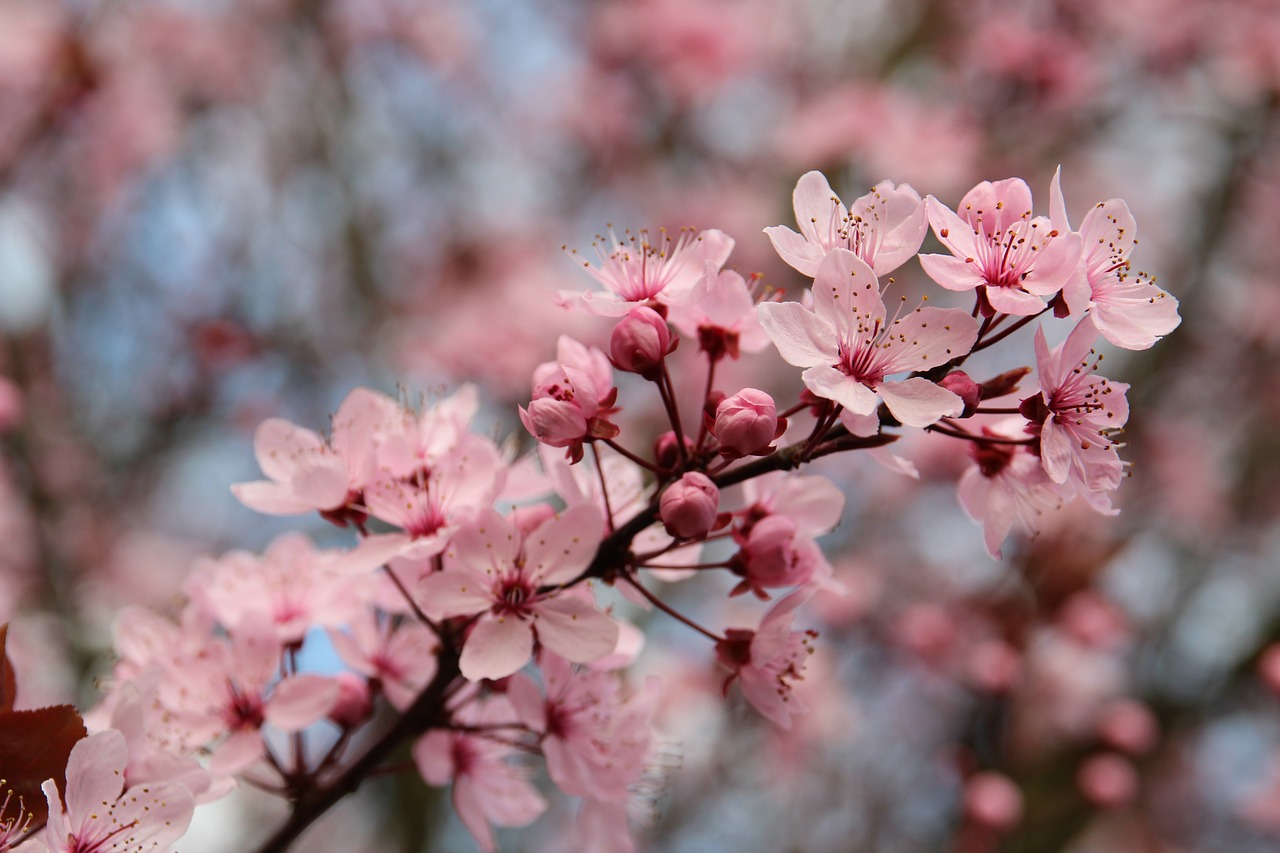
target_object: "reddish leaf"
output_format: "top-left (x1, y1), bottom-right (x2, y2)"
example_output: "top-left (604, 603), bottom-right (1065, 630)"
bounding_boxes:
top-left (0, 705), bottom-right (86, 827)
top-left (0, 624), bottom-right (14, 712)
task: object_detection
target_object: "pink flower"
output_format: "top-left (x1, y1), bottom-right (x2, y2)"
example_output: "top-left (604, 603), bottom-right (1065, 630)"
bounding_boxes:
top-left (765, 171), bottom-right (927, 276)
top-left (920, 178), bottom-right (1087, 316)
top-left (712, 388), bottom-right (783, 458)
top-left (509, 654), bottom-right (659, 805)
top-left (730, 514), bottom-right (824, 597)
top-left (413, 699), bottom-right (546, 853)
top-left (668, 263), bottom-right (770, 360)
top-left (562, 226), bottom-right (734, 315)
top-left (40, 730), bottom-right (194, 853)
top-left (659, 472), bottom-right (720, 540)
top-left (758, 248), bottom-right (979, 426)
top-left (609, 306), bottom-right (676, 379)
top-left (1049, 168), bottom-right (1180, 349)
top-left (231, 386), bottom-right (397, 522)
top-left (1024, 317), bottom-right (1130, 494)
top-left (519, 336), bottom-right (619, 464)
top-left (714, 589), bottom-right (817, 729)
top-left (416, 506), bottom-right (619, 681)
top-left (328, 612), bottom-right (439, 711)
top-left (956, 419), bottom-right (1069, 559)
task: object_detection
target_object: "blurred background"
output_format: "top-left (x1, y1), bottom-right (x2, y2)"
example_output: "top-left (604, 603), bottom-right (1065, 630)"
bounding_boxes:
top-left (2, 0), bottom-right (1279, 850)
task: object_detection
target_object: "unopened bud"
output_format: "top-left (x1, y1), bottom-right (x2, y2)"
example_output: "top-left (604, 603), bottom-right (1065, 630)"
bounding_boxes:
top-left (714, 389), bottom-right (782, 458)
top-left (610, 307), bottom-right (674, 380)
top-left (660, 472), bottom-right (720, 540)
top-left (654, 430), bottom-right (694, 471)
top-left (938, 371), bottom-right (981, 417)
top-left (328, 673), bottom-right (373, 728)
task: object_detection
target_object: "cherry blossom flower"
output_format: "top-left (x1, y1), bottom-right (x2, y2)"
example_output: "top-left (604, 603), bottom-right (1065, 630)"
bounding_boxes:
top-left (231, 386), bottom-right (398, 523)
top-left (667, 262), bottom-right (770, 360)
top-left (413, 699), bottom-right (546, 853)
top-left (955, 418), bottom-right (1069, 558)
top-left (416, 506), bottom-right (619, 681)
top-left (1049, 168), bottom-right (1181, 349)
top-left (38, 730), bottom-right (194, 853)
top-left (765, 171), bottom-right (927, 276)
top-left (920, 178), bottom-right (1086, 316)
top-left (758, 248), bottom-right (979, 426)
top-left (519, 336), bottom-right (620, 464)
top-left (509, 654), bottom-right (660, 805)
top-left (328, 612), bottom-right (439, 711)
top-left (561, 226), bottom-right (734, 316)
top-left (1023, 317), bottom-right (1130, 494)
top-left (0, 782), bottom-right (32, 852)
top-left (714, 589), bottom-right (818, 729)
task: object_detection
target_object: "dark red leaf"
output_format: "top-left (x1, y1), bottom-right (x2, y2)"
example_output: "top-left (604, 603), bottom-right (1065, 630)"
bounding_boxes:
top-left (0, 705), bottom-right (86, 827)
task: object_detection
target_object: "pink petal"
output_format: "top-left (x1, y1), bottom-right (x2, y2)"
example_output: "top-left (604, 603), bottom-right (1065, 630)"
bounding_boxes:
top-left (416, 569), bottom-right (494, 620)
top-left (460, 616), bottom-right (534, 681)
top-left (878, 378), bottom-right (963, 427)
top-left (525, 504), bottom-right (605, 585)
top-left (801, 365), bottom-right (878, 414)
top-left (65, 730), bottom-right (127, 820)
top-left (792, 170), bottom-right (841, 246)
top-left (533, 597), bottom-right (619, 665)
top-left (230, 481), bottom-right (320, 515)
top-left (253, 418), bottom-right (324, 482)
top-left (811, 248), bottom-right (883, 338)
top-left (1080, 198), bottom-right (1137, 266)
top-left (984, 285), bottom-right (1049, 317)
top-left (1039, 418), bottom-right (1074, 484)
top-left (1049, 166), bottom-right (1070, 230)
top-left (330, 533), bottom-right (414, 575)
top-left (506, 674), bottom-right (547, 732)
top-left (756, 301), bottom-right (835, 368)
top-left (453, 777), bottom-right (498, 853)
top-left (265, 674), bottom-right (338, 731)
top-left (764, 225), bottom-right (824, 277)
top-left (918, 252), bottom-right (985, 292)
top-left (209, 729), bottom-right (265, 776)
top-left (450, 509), bottom-right (519, 574)
top-left (925, 196), bottom-right (979, 258)
top-left (878, 306), bottom-right (979, 375)
top-left (412, 730), bottom-right (455, 786)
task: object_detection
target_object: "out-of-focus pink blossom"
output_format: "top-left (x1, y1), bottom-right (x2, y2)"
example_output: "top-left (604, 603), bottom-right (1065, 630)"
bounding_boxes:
top-left (1077, 752), bottom-right (1138, 809)
top-left (964, 771), bottom-right (1024, 832)
top-left (715, 589), bottom-right (817, 729)
top-left (730, 515), bottom-right (824, 598)
top-left (413, 698), bottom-right (546, 853)
top-left (1096, 698), bottom-right (1159, 756)
top-left (40, 730), bottom-right (194, 853)
top-left (416, 506), bottom-right (619, 681)
top-left (328, 672), bottom-right (374, 729)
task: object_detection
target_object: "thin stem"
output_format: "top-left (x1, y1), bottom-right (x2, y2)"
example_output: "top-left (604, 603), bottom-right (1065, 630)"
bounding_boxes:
top-left (695, 354), bottom-right (720, 451)
top-left (972, 306), bottom-right (1049, 352)
top-left (659, 364), bottom-right (689, 467)
top-left (925, 422), bottom-right (1035, 446)
top-left (383, 565), bottom-right (437, 632)
top-left (974, 406), bottom-right (1022, 415)
top-left (622, 574), bottom-right (724, 643)
top-left (601, 438), bottom-right (662, 473)
top-left (591, 442), bottom-right (616, 533)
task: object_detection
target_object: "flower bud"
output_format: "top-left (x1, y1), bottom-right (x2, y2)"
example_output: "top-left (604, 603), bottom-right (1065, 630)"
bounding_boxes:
top-left (610, 306), bottom-right (674, 379)
top-left (660, 472), bottom-right (720, 540)
top-left (938, 370), bottom-right (981, 417)
top-left (714, 388), bottom-right (781, 458)
top-left (654, 430), bottom-right (694, 471)
top-left (328, 672), bottom-right (373, 729)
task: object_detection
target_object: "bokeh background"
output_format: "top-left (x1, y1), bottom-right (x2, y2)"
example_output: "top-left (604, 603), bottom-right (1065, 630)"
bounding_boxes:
top-left (2, 0), bottom-right (1280, 850)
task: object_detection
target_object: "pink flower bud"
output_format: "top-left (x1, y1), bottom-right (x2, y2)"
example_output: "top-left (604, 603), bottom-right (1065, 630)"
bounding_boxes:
top-left (714, 388), bottom-right (782, 458)
top-left (519, 397), bottom-right (588, 448)
top-left (1096, 699), bottom-right (1158, 756)
top-left (732, 515), bottom-right (820, 593)
top-left (964, 772), bottom-right (1024, 832)
top-left (660, 472), bottom-right (720, 540)
top-left (328, 673), bottom-right (373, 729)
top-left (610, 306), bottom-right (674, 379)
top-left (654, 430), bottom-right (694, 471)
top-left (938, 370), bottom-right (982, 417)
top-left (1077, 753), bottom-right (1138, 809)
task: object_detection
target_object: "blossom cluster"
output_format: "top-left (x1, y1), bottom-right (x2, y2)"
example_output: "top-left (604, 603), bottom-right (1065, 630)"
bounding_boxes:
top-left (0, 167), bottom-right (1176, 853)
